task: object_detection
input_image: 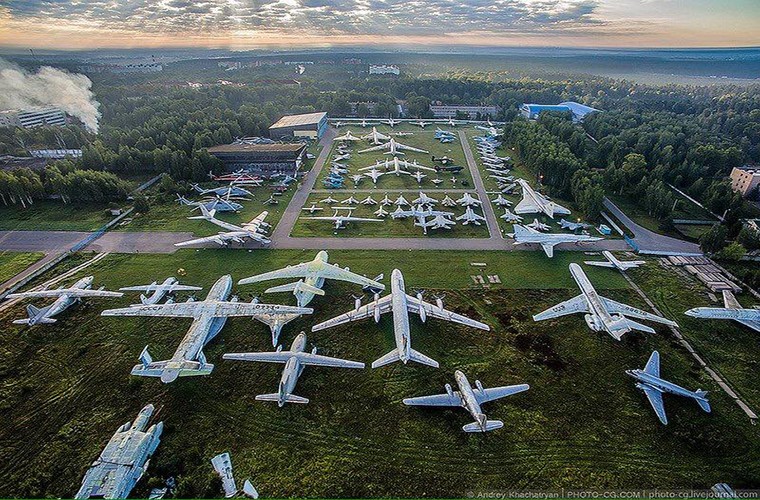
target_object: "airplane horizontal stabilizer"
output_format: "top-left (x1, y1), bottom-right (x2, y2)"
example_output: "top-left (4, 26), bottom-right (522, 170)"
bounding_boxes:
top-left (371, 349), bottom-right (401, 368)
top-left (265, 281), bottom-right (325, 296)
top-left (131, 360), bottom-right (214, 383)
top-left (409, 348), bottom-right (440, 368)
top-left (13, 317), bottom-right (56, 325)
top-left (695, 390), bottom-right (711, 412)
top-left (621, 318), bottom-right (656, 335)
top-left (462, 420), bottom-right (503, 433)
top-left (255, 393), bottom-right (309, 404)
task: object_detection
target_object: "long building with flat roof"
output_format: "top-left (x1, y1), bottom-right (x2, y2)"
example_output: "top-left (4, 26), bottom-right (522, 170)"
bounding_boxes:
top-left (269, 112), bottom-right (327, 140)
top-left (520, 101), bottom-right (599, 122)
top-left (206, 142), bottom-right (307, 177)
top-left (0, 107), bottom-right (67, 129)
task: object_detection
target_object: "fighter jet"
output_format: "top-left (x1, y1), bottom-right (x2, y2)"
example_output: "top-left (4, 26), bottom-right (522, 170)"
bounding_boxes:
top-left (456, 193), bottom-right (482, 206)
top-left (210, 452), bottom-right (258, 499)
top-left (237, 250), bottom-right (384, 308)
top-left (364, 167), bottom-right (384, 184)
top-left (380, 194), bottom-right (393, 206)
top-left (527, 218), bottom-right (551, 232)
top-left (409, 120), bottom-right (430, 128)
top-left (585, 251), bottom-right (646, 271)
top-left (441, 195), bottom-right (457, 207)
top-left (360, 195), bottom-right (377, 205)
top-left (333, 130), bottom-right (361, 142)
top-left (374, 206), bottom-right (389, 218)
top-left (384, 117), bottom-right (399, 127)
top-left (423, 214), bottom-right (456, 230)
top-left (101, 275), bottom-right (313, 382)
top-left (492, 193), bottom-right (512, 207)
top-left (393, 204), bottom-right (456, 234)
top-left (300, 208), bottom-right (383, 230)
top-left (475, 125), bottom-right (503, 137)
top-left (350, 174), bottom-right (364, 186)
top-left (119, 277), bottom-right (202, 305)
top-left (457, 207), bottom-right (486, 226)
top-left (684, 290), bottom-right (760, 333)
top-left (361, 127), bottom-right (391, 145)
top-left (533, 263), bottom-right (678, 340)
top-left (312, 269), bottom-right (490, 368)
top-left (8, 276), bottom-right (123, 325)
top-left (413, 192), bottom-right (439, 206)
top-left (341, 196), bottom-right (360, 205)
top-left (515, 179), bottom-right (571, 219)
top-left (560, 219), bottom-right (592, 231)
top-left (223, 332), bottom-right (364, 406)
top-left (174, 206), bottom-right (270, 247)
top-left (509, 224), bottom-right (602, 258)
top-left (395, 194), bottom-right (410, 206)
top-left (302, 204), bottom-right (324, 214)
top-left (501, 209), bottom-right (523, 223)
top-left (432, 155), bottom-right (455, 165)
top-left (333, 153), bottom-right (351, 161)
top-left (357, 118), bottom-right (375, 128)
top-left (358, 138), bottom-right (429, 156)
top-left (403, 370), bottom-right (529, 433)
top-left (432, 178), bottom-right (444, 186)
top-left (320, 195), bottom-right (339, 204)
top-left (626, 351), bottom-right (711, 425)
top-left (412, 170), bottom-right (426, 184)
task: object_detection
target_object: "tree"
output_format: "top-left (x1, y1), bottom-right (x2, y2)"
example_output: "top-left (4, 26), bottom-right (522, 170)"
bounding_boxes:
top-left (699, 224), bottom-right (729, 254)
top-left (717, 241), bottom-right (746, 261)
top-left (133, 194), bottom-right (150, 213)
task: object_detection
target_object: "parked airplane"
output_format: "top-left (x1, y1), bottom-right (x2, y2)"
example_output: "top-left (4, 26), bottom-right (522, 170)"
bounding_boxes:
top-left (224, 332), bottom-right (364, 406)
top-left (685, 290), bottom-right (760, 333)
top-left (320, 195), bottom-right (339, 204)
top-left (8, 276), bottom-right (123, 325)
top-left (210, 452), bottom-right (257, 499)
top-left (394, 194), bottom-right (410, 206)
top-left (559, 219), bottom-right (592, 231)
top-left (456, 193), bottom-right (482, 206)
top-left (341, 196), bottom-right (360, 205)
top-left (403, 370), bottom-right (529, 432)
top-left (409, 120), bottom-right (430, 128)
top-left (474, 125), bottom-right (503, 137)
top-left (585, 251), bottom-right (646, 271)
top-left (119, 277), bottom-right (202, 305)
top-left (358, 119), bottom-right (375, 128)
top-left (101, 275), bottom-right (312, 382)
top-left (174, 206), bottom-right (270, 247)
top-left (527, 218), bottom-right (551, 231)
top-left (492, 193), bottom-right (512, 207)
top-left (392, 204), bottom-right (455, 234)
top-left (432, 155), bottom-right (455, 165)
top-left (515, 179), bottom-right (571, 219)
top-left (238, 250), bottom-right (384, 308)
top-left (192, 183), bottom-right (253, 198)
top-left (384, 117), bottom-right (399, 127)
top-left (361, 127), bottom-right (390, 145)
top-left (374, 206), bottom-right (389, 218)
top-left (412, 170), bottom-right (426, 184)
top-left (380, 194), bottom-right (393, 206)
top-left (413, 192), bottom-right (439, 206)
top-left (333, 130), bottom-right (361, 142)
top-left (177, 194), bottom-right (243, 213)
top-left (431, 178), bottom-right (444, 186)
top-left (302, 204), bottom-right (324, 214)
top-left (423, 214), bottom-right (456, 230)
top-left (533, 264), bottom-right (678, 339)
top-left (501, 209), bottom-right (523, 223)
top-left (457, 207), bottom-right (486, 225)
top-left (358, 138), bottom-right (429, 156)
top-left (360, 157), bottom-right (436, 178)
top-left (360, 196), bottom-right (377, 205)
top-left (333, 153), bottom-right (351, 161)
top-left (434, 127), bottom-right (456, 139)
top-left (627, 351), bottom-right (710, 425)
top-left (300, 208), bottom-right (383, 230)
top-left (441, 195), bottom-right (457, 207)
top-left (312, 269), bottom-right (490, 368)
top-left (510, 225), bottom-right (602, 258)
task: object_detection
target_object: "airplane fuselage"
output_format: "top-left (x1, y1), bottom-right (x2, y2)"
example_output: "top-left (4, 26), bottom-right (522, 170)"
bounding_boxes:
top-left (569, 263), bottom-right (619, 334)
top-left (455, 370), bottom-right (484, 425)
top-left (277, 334), bottom-right (308, 406)
top-left (142, 277), bottom-right (177, 305)
top-left (390, 269), bottom-right (412, 363)
top-left (626, 369), bottom-right (704, 401)
top-left (28, 276), bottom-right (93, 324)
top-left (294, 251), bottom-right (330, 307)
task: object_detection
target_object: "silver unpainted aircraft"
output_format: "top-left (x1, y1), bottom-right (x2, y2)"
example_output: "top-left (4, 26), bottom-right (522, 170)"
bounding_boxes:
top-left (584, 251), bottom-right (646, 271)
top-left (358, 138), bottom-right (429, 156)
top-left (223, 332), bottom-right (364, 406)
top-left (509, 224), bottom-right (602, 258)
top-left (456, 192), bottom-right (482, 206)
top-left (457, 206), bottom-right (486, 225)
top-left (515, 179), bottom-right (571, 219)
top-left (210, 452), bottom-right (258, 499)
top-left (413, 192), bottom-right (438, 206)
top-left (534, 263), bottom-right (678, 340)
top-left (409, 120), bottom-right (430, 128)
top-left (361, 127), bottom-right (391, 144)
top-left (627, 351), bottom-right (711, 425)
top-left (237, 250), bottom-right (385, 308)
top-left (312, 269), bottom-right (490, 368)
top-left (175, 205), bottom-right (270, 247)
top-left (8, 276), bottom-right (123, 325)
top-left (423, 214), bottom-right (456, 230)
top-left (491, 194), bottom-right (512, 206)
top-left (360, 157), bottom-right (436, 179)
top-left (333, 130), bottom-right (361, 142)
top-left (403, 370), bottom-right (529, 433)
top-left (302, 204), bottom-right (324, 214)
top-left (119, 277), bottom-right (202, 305)
top-left (501, 209), bottom-right (523, 223)
top-left (684, 290), bottom-right (760, 333)
top-left (392, 204), bottom-right (455, 234)
top-left (101, 275), bottom-right (312, 382)
top-left (300, 207), bottom-right (383, 230)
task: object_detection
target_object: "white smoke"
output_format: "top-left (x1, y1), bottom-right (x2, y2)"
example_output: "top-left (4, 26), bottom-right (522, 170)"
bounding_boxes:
top-left (0, 59), bottom-right (101, 133)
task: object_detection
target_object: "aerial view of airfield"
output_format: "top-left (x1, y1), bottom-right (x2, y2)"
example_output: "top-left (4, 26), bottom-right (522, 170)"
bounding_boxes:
top-left (0, 1), bottom-right (759, 499)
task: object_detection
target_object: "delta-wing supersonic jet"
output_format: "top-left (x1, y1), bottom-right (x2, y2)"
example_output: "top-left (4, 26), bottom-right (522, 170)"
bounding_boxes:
top-left (119, 277), bottom-right (202, 305)
top-left (101, 275), bottom-right (312, 382)
top-left (514, 179), bottom-right (571, 219)
top-left (312, 269), bottom-right (490, 368)
top-left (223, 332), bottom-right (364, 406)
top-left (510, 224), bottom-right (602, 258)
top-left (175, 206), bottom-right (270, 247)
top-left (626, 351), bottom-right (711, 425)
top-left (533, 263), bottom-right (678, 340)
top-left (685, 290), bottom-right (760, 333)
top-left (585, 251), bottom-right (646, 271)
top-left (403, 370), bottom-right (529, 432)
top-left (238, 250), bottom-right (384, 308)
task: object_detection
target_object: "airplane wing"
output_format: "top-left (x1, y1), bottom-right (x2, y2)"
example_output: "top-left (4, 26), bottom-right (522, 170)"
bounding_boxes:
top-left (583, 261), bottom-right (615, 268)
top-left (168, 285), bottom-right (204, 292)
top-left (641, 385), bottom-right (668, 425)
top-left (238, 263), bottom-right (312, 284)
top-left (514, 196), bottom-right (540, 214)
top-left (242, 211), bottom-right (269, 230)
top-left (532, 294), bottom-right (588, 321)
top-left (223, 351), bottom-right (293, 363)
top-left (359, 144), bottom-right (387, 153)
top-left (403, 392), bottom-right (461, 407)
top-left (7, 289), bottom-right (123, 299)
top-left (118, 284), bottom-right (157, 292)
top-left (311, 295), bottom-right (394, 331)
top-left (722, 290), bottom-right (742, 309)
top-left (405, 295), bottom-right (490, 330)
top-left (540, 242), bottom-right (557, 258)
top-left (315, 265), bottom-right (386, 290)
top-left (342, 216), bottom-right (383, 223)
top-left (397, 144), bottom-right (429, 153)
top-left (174, 235), bottom-right (229, 247)
top-left (294, 352), bottom-right (365, 368)
top-left (643, 351), bottom-right (660, 376)
top-left (601, 297), bottom-right (677, 326)
top-left (474, 384), bottom-right (530, 404)
top-left (102, 301), bottom-right (311, 318)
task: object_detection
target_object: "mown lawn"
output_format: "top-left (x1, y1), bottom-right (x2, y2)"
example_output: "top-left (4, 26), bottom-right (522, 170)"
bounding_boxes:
top-left (0, 251), bottom-right (45, 284)
top-left (0, 202), bottom-right (118, 231)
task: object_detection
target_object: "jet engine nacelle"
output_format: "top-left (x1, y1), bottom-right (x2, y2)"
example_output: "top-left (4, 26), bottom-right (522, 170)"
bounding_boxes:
top-left (584, 314), bottom-right (603, 332)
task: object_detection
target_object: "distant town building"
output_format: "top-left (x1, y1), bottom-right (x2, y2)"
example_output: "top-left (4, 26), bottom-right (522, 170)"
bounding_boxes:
top-left (268, 112), bottom-right (328, 140)
top-left (348, 101), bottom-right (378, 116)
top-left (343, 58), bottom-right (363, 65)
top-left (730, 166), bottom-right (760, 197)
top-left (29, 149), bottom-right (82, 159)
top-left (0, 107), bottom-right (67, 129)
top-left (218, 61), bottom-right (242, 71)
top-left (80, 63), bottom-right (163, 74)
top-left (369, 65), bottom-right (400, 75)
top-left (429, 105), bottom-right (499, 119)
top-left (520, 101), bottom-right (599, 122)
top-left (206, 143), bottom-right (307, 177)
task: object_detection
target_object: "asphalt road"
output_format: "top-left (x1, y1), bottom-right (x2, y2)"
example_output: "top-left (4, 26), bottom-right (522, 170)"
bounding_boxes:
top-left (0, 230), bottom-right (90, 252)
top-left (459, 130), bottom-right (503, 240)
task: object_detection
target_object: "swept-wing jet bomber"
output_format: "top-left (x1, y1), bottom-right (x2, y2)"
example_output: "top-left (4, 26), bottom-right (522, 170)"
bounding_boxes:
top-left (456, 192), bottom-right (482, 206)
top-left (175, 206), bottom-right (270, 247)
top-left (533, 264), bottom-right (678, 339)
top-left (423, 214), bottom-right (456, 230)
top-left (361, 127), bottom-right (391, 144)
top-left (403, 370), bottom-right (529, 433)
top-left (413, 191), bottom-right (438, 206)
top-left (238, 250), bottom-right (384, 308)
top-left (101, 275), bottom-right (312, 381)
top-left (392, 204), bottom-right (455, 234)
top-left (626, 351), bottom-right (711, 425)
top-left (515, 179), bottom-right (571, 219)
top-left (223, 332), bottom-right (364, 406)
top-left (585, 251), bottom-right (646, 271)
top-left (119, 277), bottom-right (202, 305)
top-left (457, 207), bottom-right (486, 225)
top-left (685, 290), bottom-right (760, 333)
top-left (8, 276), bottom-right (122, 325)
top-left (510, 224), bottom-right (601, 258)
top-left (312, 269), bottom-right (489, 368)
top-left (333, 130), bottom-right (361, 142)
top-left (358, 138), bottom-right (429, 156)
top-left (360, 195), bottom-right (377, 205)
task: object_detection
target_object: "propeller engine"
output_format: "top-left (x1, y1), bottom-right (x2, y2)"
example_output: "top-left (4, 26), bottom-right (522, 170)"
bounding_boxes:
top-left (373, 293), bottom-right (381, 323)
top-left (415, 290), bottom-right (426, 322)
top-left (475, 380), bottom-right (484, 392)
top-left (351, 294), bottom-right (362, 311)
top-left (445, 383), bottom-right (454, 397)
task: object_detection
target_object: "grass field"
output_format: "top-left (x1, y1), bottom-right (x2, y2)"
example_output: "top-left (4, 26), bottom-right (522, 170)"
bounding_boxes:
top-left (0, 251), bottom-right (45, 284)
top-left (0, 202), bottom-right (119, 231)
top-left (290, 191), bottom-right (490, 238)
top-left (0, 250), bottom-right (758, 497)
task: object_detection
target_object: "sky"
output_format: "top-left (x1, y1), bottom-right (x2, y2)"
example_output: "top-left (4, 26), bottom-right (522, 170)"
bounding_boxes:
top-left (0, 0), bottom-right (758, 50)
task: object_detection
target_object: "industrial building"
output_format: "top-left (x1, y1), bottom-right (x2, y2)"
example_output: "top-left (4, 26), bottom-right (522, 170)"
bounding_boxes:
top-left (0, 107), bottom-right (67, 129)
top-left (520, 101), bottom-right (599, 122)
top-left (268, 112), bottom-right (328, 140)
top-left (429, 105), bottom-right (499, 119)
top-left (730, 165), bottom-right (760, 197)
top-left (206, 142), bottom-right (307, 177)
top-left (369, 64), bottom-right (400, 75)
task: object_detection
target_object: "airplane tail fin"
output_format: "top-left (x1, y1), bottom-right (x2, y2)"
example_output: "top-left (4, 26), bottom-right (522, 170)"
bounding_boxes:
top-left (371, 349), bottom-right (401, 368)
top-left (139, 293), bottom-right (149, 304)
top-left (463, 415), bottom-right (503, 433)
top-left (255, 393), bottom-right (309, 404)
top-left (265, 280), bottom-right (325, 297)
top-left (13, 304), bottom-right (55, 325)
top-left (695, 390), bottom-right (711, 413)
top-left (131, 346), bottom-right (214, 383)
top-left (409, 348), bottom-right (440, 368)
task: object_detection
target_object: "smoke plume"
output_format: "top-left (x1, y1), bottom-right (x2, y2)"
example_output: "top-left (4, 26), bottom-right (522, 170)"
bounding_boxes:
top-left (0, 59), bottom-right (101, 133)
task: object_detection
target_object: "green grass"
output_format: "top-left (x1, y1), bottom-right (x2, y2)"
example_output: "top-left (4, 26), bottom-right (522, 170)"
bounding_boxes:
top-left (606, 194), bottom-right (682, 239)
top-left (674, 223), bottom-right (713, 241)
top-left (291, 191), bottom-right (490, 238)
top-left (0, 202), bottom-right (119, 231)
top-left (1, 250), bottom-right (757, 497)
top-left (0, 251), bottom-right (45, 284)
